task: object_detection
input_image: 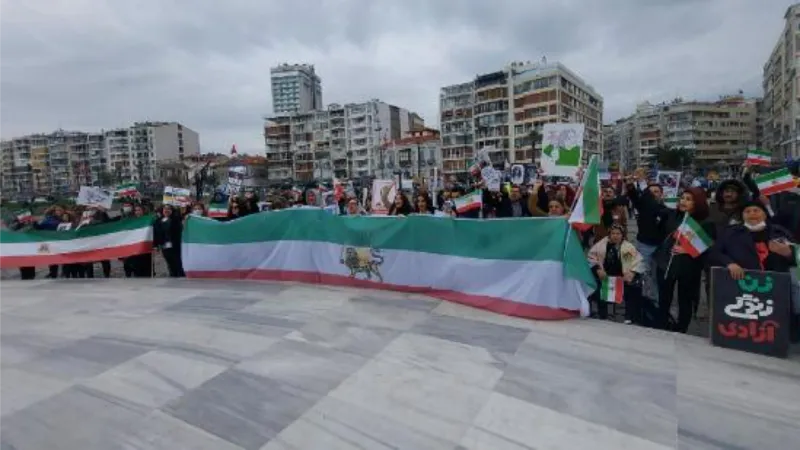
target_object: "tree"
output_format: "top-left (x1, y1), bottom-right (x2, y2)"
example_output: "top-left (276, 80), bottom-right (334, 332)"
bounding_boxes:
top-left (97, 169), bottom-right (115, 187)
top-left (528, 129), bottom-right (543, 159)
top-left (653, 145), bottom-right (694, 170)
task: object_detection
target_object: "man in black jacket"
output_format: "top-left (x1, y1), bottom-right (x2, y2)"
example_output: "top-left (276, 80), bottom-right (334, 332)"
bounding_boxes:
top-left (626, 177), bottom-right (669, 301)
top-left (497, 185), bottom-right (532, 218)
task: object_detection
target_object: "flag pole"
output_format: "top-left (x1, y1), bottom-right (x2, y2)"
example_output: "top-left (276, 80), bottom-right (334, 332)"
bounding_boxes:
top-left (561, 162), bottom-right (588, 261)
top-left (664, 213), bottom-right (687, 279)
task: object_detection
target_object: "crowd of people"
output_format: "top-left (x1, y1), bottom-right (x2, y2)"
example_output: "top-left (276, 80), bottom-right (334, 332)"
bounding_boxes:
top-left (5, 165), bottom-right (800, 340)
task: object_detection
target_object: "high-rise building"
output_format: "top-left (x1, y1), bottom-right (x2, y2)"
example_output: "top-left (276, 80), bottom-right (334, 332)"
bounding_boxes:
top-left (1, 122), bottom-right (200, 197)
top-left (439, 60), bottom-right (603, 177)
top-left (270, 63), bottom-right (323, 115)
top-left (604, 95), bottom-right (759, 171)
top-left (264, 99), bottom-right (424, 181)
top-left (762, 3), bottom-right (800, 160)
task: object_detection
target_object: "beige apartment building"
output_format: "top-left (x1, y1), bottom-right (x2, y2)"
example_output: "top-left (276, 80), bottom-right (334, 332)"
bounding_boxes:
top-left (264, 99), bottom-right (424, 181)
top-left (604, 95), bottom-right (759, 171)
top-left (439, 60), bottom-right (603, 177)
top-left (1, 122), bottom-right (200, 197)
top-left (762, 3), bottom-right (800, 160)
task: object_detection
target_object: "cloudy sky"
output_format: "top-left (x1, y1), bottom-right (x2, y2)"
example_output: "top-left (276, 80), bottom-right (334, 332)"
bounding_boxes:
top-left (0, 0), bottom-right (790, 154)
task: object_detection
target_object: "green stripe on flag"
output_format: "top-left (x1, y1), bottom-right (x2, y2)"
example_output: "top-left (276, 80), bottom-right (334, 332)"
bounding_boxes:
top-left (748, 149), bottom-right (770, 157)
top-left (585, 156), bottom-right (601, 224)
top-left (755, 168), bottom-right (791, 185)
top-left (0, 215), bottom-right (154, 243)
top-left (686, 215), bottom-right (713, 248)
top-left (183, 210), bottom-right (595, 288)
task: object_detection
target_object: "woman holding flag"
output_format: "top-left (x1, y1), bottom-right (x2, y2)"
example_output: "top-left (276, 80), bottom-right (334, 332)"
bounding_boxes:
top-left (654, 187), bottom-right (714, 332)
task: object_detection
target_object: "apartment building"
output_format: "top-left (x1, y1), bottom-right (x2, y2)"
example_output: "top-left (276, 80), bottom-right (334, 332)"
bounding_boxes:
top-left (663, 96), bottom-right (758, 169)
top-left (604, 96), bottom-right (759, 171)
top-left (0, 131), bottom-right (107, 195)
top-left (439, 82), bottom-right (474, 174)
top-left (264, 99), bottom-right (423, 181)
top-left (439, 60), bottom-right (604, 177)
top-left (762, 4), bottom-right (800, 160)
top-left (107, 122), bottom-right (200, 182)
top-left (1, 122), bottom-right (200, 196)
top-left (380, 128), bottom-right (441, 181)
top-left (271, 63), bottom-right (323, 115)
top-left (602, 122), bottom-right (635, 172)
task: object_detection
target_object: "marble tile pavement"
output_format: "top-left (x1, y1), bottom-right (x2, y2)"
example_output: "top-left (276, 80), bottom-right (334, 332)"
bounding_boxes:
top-left (0, 279), bottom-right (798, 450)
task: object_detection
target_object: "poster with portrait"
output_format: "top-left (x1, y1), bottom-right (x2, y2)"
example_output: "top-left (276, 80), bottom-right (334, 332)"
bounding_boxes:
top-left (227, 166), bottom-right (246, 195)
top-left (370, 179), bottom-right (396, 215)
top-left (509, 164), bottom-right (525, 185)
top-left (657, 171), bottom-right (682, 207)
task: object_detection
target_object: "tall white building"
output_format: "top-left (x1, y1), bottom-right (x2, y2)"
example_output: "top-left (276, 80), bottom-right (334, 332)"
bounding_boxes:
top-left (271, 63), bottom-right (323, 115)
top-left (264, 99), bottom-right (422, 181)
top-left (762, 3), bottom-right (800, 159)
top-left (439, 60), bottom-right (603, 177)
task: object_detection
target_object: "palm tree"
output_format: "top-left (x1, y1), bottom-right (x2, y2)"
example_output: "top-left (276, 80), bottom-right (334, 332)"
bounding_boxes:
top-left (528, 128), bottom-right (543, 161)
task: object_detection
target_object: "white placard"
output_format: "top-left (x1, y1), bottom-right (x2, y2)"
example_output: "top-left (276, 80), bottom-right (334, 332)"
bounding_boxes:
top-left (540, 123), bottom-right (584, 178)
top-left (163, 186), bottom-right (192, 207)
top-left (481, 167), bottom-right (502, 192)
top-left (77, 186), bottom-right (113, 209)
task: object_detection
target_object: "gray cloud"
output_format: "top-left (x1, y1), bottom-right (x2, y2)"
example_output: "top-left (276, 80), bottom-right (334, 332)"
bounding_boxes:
top-left (0, 0), bottom-right (788, 153)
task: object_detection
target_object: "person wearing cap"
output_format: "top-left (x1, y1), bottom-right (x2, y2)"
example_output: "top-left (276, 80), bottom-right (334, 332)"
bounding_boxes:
top-left (710, 200), bottom-right (795, 280)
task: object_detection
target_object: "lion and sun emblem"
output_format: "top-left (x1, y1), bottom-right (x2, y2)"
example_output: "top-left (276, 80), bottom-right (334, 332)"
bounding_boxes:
top-left (339, 246), bottom-right (384, 282)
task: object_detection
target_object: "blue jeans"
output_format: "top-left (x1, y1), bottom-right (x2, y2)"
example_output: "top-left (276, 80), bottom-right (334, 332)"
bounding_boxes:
top-left (634, 240), bottom-right (659, 303)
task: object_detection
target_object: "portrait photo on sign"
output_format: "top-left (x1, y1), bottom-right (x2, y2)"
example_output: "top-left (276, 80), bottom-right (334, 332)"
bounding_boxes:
top-left (657, 172), bottom-right (679, 189)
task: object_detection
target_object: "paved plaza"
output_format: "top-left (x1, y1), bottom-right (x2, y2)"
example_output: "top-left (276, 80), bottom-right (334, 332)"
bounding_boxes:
top-left (1, 279), bottom-right (798, 449)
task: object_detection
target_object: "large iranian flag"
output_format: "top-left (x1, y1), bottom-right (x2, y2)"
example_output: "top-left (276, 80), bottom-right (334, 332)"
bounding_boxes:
top-left (182, 210), bottom-right (595, 320)
top-left (0, 216), bottom-right (153, 268)
top-left (568, 155), bottom-right (602, 230)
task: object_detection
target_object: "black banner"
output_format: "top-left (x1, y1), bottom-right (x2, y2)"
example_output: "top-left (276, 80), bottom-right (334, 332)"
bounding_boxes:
top-left (710, 267), bottom-right (792, 358)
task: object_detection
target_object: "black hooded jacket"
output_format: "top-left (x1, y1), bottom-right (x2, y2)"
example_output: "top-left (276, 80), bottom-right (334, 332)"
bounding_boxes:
top-left (708, 179), bottom-right (752, 232)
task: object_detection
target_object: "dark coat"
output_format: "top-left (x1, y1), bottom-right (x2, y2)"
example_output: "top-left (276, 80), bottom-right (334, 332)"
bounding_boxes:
top-left (627, 183), bottom-right (669, 246)
top-left (153, 213), bottom-right (183, 249)
top-left (709, 224), bottom-right (795, 273)
top-left (497, 194), bottom-right (532, 218)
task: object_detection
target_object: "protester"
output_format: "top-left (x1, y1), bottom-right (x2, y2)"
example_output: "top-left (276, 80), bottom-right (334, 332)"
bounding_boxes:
top-left (123, 204), bottom-right (153, 278)
top-left (414, 194), bottom-right (435, 215)
top-left (625, 175), bottom-right (668, 302)
top-left (588, 224), bottom-right (645, 323)
top-left (34, 205), bottom-right (66, 278)
top-left (154, 204), bottom-right (184, 277)
top-left (654, 187), bottom-right (712, 332)
top-left (388, 193), bottom-right (412, 216)
top-left (497, 185), bottom-right (531, 218)
top-left (711, 200), bottom-right (795, 278)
